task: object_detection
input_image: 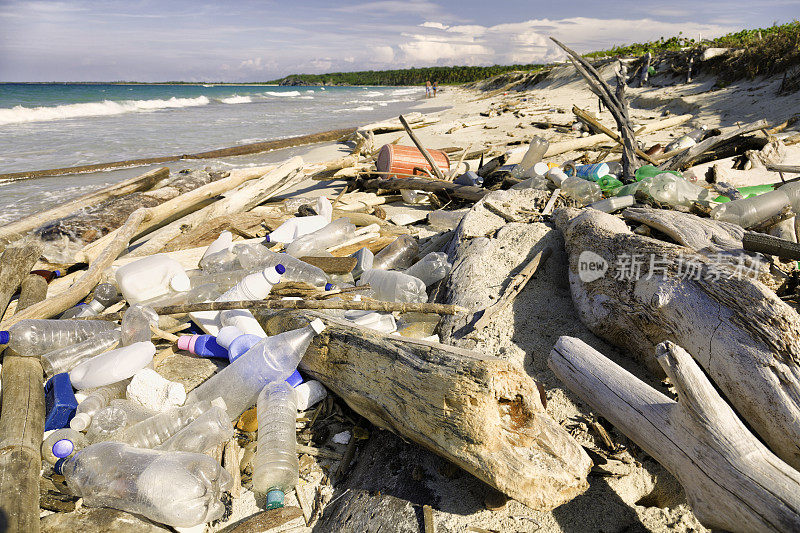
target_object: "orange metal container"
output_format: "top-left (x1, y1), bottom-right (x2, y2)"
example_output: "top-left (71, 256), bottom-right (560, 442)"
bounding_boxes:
top-left (375, 144), bottom-right (450, 178)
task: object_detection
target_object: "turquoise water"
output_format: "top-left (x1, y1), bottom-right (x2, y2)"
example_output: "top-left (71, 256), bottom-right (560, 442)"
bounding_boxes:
top-left (0, 83), bottom-right (425, 223)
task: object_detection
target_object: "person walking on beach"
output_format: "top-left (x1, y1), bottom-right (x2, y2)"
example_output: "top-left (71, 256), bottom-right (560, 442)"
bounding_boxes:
top-left (425, 80), bottom-right (432, 98)
top-left (432, 81), bottom-right (438, 97)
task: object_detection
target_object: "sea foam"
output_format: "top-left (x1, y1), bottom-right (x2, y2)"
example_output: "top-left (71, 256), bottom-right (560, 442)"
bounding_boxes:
top-left (219, 95), bottom-right (252, 104)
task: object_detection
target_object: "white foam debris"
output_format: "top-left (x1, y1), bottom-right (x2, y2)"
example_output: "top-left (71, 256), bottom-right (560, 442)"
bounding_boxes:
top-left (126, 368), bottom-right (186, 412)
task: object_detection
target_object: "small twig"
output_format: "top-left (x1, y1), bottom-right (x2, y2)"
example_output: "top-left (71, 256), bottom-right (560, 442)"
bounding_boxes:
top-left (150, 324), bottom-right (179, 343)
top-left (446, 143), bottom-right (474, 181)
top-left (423, 505), bottom-right (436, 533)
top-left (295, 483), bottom-right (313, 525)
top-left (542, 189), bottom-right (561, 217)
top-left (399, 114), bottom-right (447, 180)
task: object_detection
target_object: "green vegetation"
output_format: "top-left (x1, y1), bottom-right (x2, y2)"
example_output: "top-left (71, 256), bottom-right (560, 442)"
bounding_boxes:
top-left (268, 64), bottom-right (544, 86)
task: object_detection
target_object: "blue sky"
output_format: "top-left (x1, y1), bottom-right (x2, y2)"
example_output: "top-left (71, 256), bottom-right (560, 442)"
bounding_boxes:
top-left (0, 0), bottom-right (797, 81)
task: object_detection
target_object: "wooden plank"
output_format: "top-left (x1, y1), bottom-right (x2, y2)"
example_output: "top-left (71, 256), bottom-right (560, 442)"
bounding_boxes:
top-left (0, 241), bottom-right (43, 322)
top-left (299, 256), bottom-right (357, 274)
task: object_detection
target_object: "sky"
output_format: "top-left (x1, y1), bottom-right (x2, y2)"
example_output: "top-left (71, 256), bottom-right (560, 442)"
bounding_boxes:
top-left (0, 0), bottom-right (797, 82)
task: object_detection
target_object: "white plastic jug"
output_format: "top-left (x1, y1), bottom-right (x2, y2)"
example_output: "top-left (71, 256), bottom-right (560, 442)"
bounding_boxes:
top-left (115, 255), bottom-right (191, 304)
top-left (69, 341), bottom-right (156, 389)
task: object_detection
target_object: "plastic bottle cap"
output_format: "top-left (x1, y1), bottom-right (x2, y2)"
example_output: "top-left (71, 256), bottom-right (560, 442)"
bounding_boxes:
top-left (325, 283), bottom-right (334, 291)
top-left (265, 489), bottom-right (285, 510)
top-left (70, 413), bottom-right (91, 432)
top-left (54, 270), bottom-right (62, 278)
top-left (310, 319), bottom-right (326, 334)
top-left (262, 266), bottom-right (283, 285)
top-left (0, 331), bottom-right (9, 344)
top-left (177, 335), bottom-right (194, 352)
top-left (275, 264), bottom-right (286, 275)
top-left (52, 439), bottom-right (74, 458)
top-left (170, 273), bottom-right (191, 293)
top-left (265, 235), bottom-right (271, 243)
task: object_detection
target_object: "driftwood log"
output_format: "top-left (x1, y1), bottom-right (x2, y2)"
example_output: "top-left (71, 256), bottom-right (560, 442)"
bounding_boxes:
top-left (554, 207), bottom-right (800, 469)
top-left (660, 119), bottom-right (769, 170)
top-left (257, 311), bottom-right (592, 511)
top-left (361, 177), bottom-right (488, 203)
top-left (550, 336), bottom-right (800, 532)
top-left (0, 240), bottom-right (44, 322)
top-left (16, 274), bottom-right (49, 312)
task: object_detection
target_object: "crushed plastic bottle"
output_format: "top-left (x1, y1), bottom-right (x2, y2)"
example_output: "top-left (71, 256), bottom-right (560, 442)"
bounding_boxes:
top-left (71, 380), bottom-right (128, 431)
top-left (61, 283), bottom-right (121, 319)
top-left (119, 399), bottom-right (224, 449)
top-left (115, 254), bottom-right (191, 304)
top-left (42, 428), bottom-right (88, 465)
top-left (560, 176), bottom-right (603, 204)
top-left (371, 235), bottom-right (419, 271)
top-left (41, 329), bottom-right (122, 380)
top-left (710, 188), bottom-right (791, 229)
top-left (69, 342), bottom-right (156, 390)
top-left (234, 244), bottom-right (331, 288)
top-left (198, 247), bottom-right (241, 274)
top-left (344, 310), bottom-right (397, 333)
top-left (0, 319), bottom-right (116, 357)
top-left (186, 319), bottom-right (326, 420)
top-left (121, 304), bottom-right (158, 346)
top-left (157, 405), bottom-right (233, 454)
top-left (403, 252), bottom-right (452, 286)
top-left (511, 136), bottom-right (549, 178)
top-left (86, 399), bottom-right (157, 443)
top-left (358, 269), bottom-right (427, 303)
top-left (267, 197), bottom-right (333, 244)
top-left (639, 173), bottom-right (712, 207)
top-left (56, 442), bottom-right (232, 527)
top-left (285, 218), bottom-right (356, 257)
top-left (589, 195), bottom-right (636, 213)
top-left (253, 381), bottom-right (298, 508)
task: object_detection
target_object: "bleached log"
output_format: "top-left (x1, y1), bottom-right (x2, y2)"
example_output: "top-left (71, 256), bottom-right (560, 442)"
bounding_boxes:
top-left (554, 206), bottom-right (800, 469)
top-left (550, 336), bottom-right (800, 533)
top-left (622, 207), bottom-right (745, 254)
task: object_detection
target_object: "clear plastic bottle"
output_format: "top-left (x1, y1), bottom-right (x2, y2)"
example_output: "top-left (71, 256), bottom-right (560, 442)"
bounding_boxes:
top-left (56, 442), bottom-right (232, 527)
top-left (61, 283), bottom-right (121, 319)
top-left (403, 252), bottom-right (452, 286)
top-left (71, 381), bottom-right (128, 431)
top-left (427, 209), bottom-right (468, 231)
top-left (121, 305), bottom-right (158, 346)
top-left (202, 231), bottom-right (233, 260)
top-left (119, 399), bottom-right (223, 449)
top-left (397, 312), bottom-right (440, 339)
top-left (0, 319), bottom-right (117, 357)
top-left (351, 247), bottom-right (374, 279)
top-left (710, 188), bottom-right (791, 228)
top-left (285, 218), bottom-right (356, 257)
top-left (253, 381), bottom-right (299, 508)
top-left (41, 329), bottom-right (122, 380)
top-left (199, 247), bottom-right (241, 274)
top-left (357, 269), bottom-right (427, 303)
top-left (189, 265), bottom-right (284, 336)
top-left (69, 341), bottom-right (156, 390)
top-left (186, 319), bottom-right (326, 420)
top-left (86, 399), bottom-right (157, 442)
top-left (42, 428), bottom-right (88, 465)
top-left (560, 176), bottom-right (603, 205)
top-left (371, 235), bottom-right (419, 271)
top-left (156, 405), bottom-right (233, 454)
top-left (511, 136), bottom-right (549, 178)
top-left (589, 195), bottom-right (636, 213)
top-left (114, 254), bottom-right (191, 304)
top-left (639, 174), bottom-right (712, 207)
top-left (234, 244), bottom-right (331, 288)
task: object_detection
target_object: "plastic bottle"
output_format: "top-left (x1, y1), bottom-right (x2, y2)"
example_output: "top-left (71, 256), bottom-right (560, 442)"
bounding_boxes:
top-left (371, 235), bottom-right (419, 271)
top-left (639, 174), bottom-right (712, 207)
top-left (403, 252), bottom-right (452, 286)
top-left (428, 209), bottom-right (468, 231)
top-left (511, 137), bottom-right (549, 178)
top-left (189, 265), bottom-right (284, 336)
top-left (186, 320), bottom-right (326, 420)
top-left (0, 319), bottom-right (116, 357)
top-left (510, 176), bottom-right (550, 190)
top-left (634, 164), bottom-right (682, 181)
top-left (351, 247), bottom-right (374, 279)
top-left (198, 247), bottom-right (241, 274)
top-left (710, 188), bottom-right (791, 228)
top-left (202, 231), bottom-right (233, 260)
top-left (285, 218), bottom-right (356, 257)
top-left (31, 269), bottom-right (62, 283)
top-left (121, 304), bottom-right (158, 346)
top-left (42, 428), bottom-right (88, 465)
top-left (56, 442), bottom-right (232, 527)
top-left (453, 171), bottom-right (484, 187)
top-left (560, 177), bottom-right (603, 205)
top-left (564, 162), bottom-right (609, 182)
top-left (597, 175), bottom-right (624, 192)
top-left (69, 342), bottom-right (156, 390)
top-left (119, 399), bottom-right (224, 449)
top-left (115, 254), bottom-right (191, 304)
top-left (86, 399), bottom-right (157, 442)
top-left (157, 405), bottom-right (234, 454)
top-left (41, 329), bottom-right (122, 380)
top-left (344, 310), bottom-right (397, 333)
top-left (234, 244), bottom-right (331, 288)
top-left (71, 381), bottom-right (128, 431)
top-left (590, 195), bottom-right (636, 213)
top-left (545, 167), bottom-right (569, 187)
top-left (267, 197), bottom-right (333, 244)
top-left (665, 135), bottom-right (696, 153)
top-left (253, 381), bottom-right (298, 508)
top-left (61, 283), bottom-right (121, 319)
top-left (357, 269), bottom-right (427, 303)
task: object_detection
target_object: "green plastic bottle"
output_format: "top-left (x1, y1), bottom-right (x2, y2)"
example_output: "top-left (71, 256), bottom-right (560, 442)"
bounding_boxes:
top-left (597, 175), bottom-right (623, 192)
top-left (634, 165), bottom-right (682, 181)
top-left (713, 183), bottom-right (778, 203)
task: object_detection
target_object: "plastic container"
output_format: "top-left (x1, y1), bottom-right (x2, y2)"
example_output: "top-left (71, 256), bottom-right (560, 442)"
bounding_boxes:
top-left (510, 176), bottom-right (549, 190)
top-left (403, 252), bottom-right (452, 286)
top-left (266, 197), bottom-right (333, 244)
top-left (590, 195), bottom-right (636, 213)
top-left (61, 283), bottom-right (121, 319)
top-left (545, 167), bottom-right (569, 187)
top-left (634, 164), bottom-right (682, 181)
top-left (427, 209), bottom-right (468, 231)
top-left (713, 183), bottom-right (777, 203)
top-left (121, 304), bottom-right (158, 346)
top-left (31, 269), bottom-right (62, 283)
top-left (564, 162), bottom-right (609, 182)
top-left (41, 329), bottom-right (122, 380)
top-left (157, 405), bottom-right (234, 454)
top-left (664, 135), bottom-right (696, 153)
top-left (0, 319), bottom-right (116, 357)
top-left (56, 442), bottom-right (232, 527)
top-left (344, 310), bottom-right (397, 333)
top-left (560, 177), bottom-right (603, 205)
top-left (44, 373), bottom-right (78, 431)
top-left (375, 144), bottom-right (450, 178)
top-left (234, 244), bottom-right (330, 288)
top-left (202, 231), bottom-right (233, 260)
top-left (350, 247), bottom-right (374, 279)
top-left (86, 399), bottom-right (157, 443)
top-left (71, 381), bottom-right (128, 432)
top-left (639, 174), bottom-right (712, 207)
top-left (253, 381), bottom-right (299, 508)
top-left (115, 254), bottom-right (191, 304)
top-left (42, 428), bottom-right (87, 465)
top-left (285, 218), bottom-right (356, 258)
top-left (597, 175), bottom-right (623, 192)
top-left (295, 380), bottom-right (327, 411)
top-left (119, 399), bottom-right (223, 449)
top-left (186, 320), bottom-right (325, 420)
top-left (453, 171), bottom-right (483, 187)
top-left (189, 265), bottom-right (284, 336)
top-left (397, 312), bottom-right (440, 339)
top-left (511, 137), bottom-right (549, 178)
top-left (371, 235), bottom-right (419, 271)
top-left (69, 341), bottom-right (156, 390)
top-left (358, 269), bottom-right (427, 303)
top-left (710, 188), bottom-right (791, 229)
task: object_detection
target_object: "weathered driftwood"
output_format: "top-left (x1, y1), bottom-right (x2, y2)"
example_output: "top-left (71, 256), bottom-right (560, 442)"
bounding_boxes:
top-left (0, 240), bottom-right (44, 322)
top-left (0, 167), bottom-right (168, 247)
top-left (361, 177), bottom-right (488, 203)
top-left (572, 106), bottom-right (658, 165)
top-left (554, 207), bottom-right (800, 469)
top-left (550, 336), bottom-right (800, 533)
top-left (622, 207), bottom-right (745, 254)
top-left (16, 273), bottom-right (48, 311)
top-left (661, 119), bottom-right (769, 170)
top-left (399, 114), bottom-right (447, 180)
top-left (743, 231), bottom-right (800, 260)
top-left (299, 256), bottom-right (357, 274)
top-left (257, 311), bottom-right (592, 511)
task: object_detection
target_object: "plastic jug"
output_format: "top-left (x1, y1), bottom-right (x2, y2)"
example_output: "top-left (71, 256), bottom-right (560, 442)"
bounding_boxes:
top-left (285, 218), bottom-right (356, 257)
top-left (69, 341), bottom-right (156, 390)
top-left (358, 269), bottom-right (427, 303)
top-left (115, 255), bottom-right (191, 304)
top-left (253, 381), bottom-right (299, 508)
top-left (427, 209), bottom-right (468, 231)
top-left (0, 319), bottom-right (116, 357)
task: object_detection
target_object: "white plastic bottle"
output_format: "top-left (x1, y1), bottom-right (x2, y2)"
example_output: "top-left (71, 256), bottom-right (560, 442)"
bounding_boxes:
top-left (267, 197), bottom-right (333, 244)
top-left (234, 244), bottom-right (331, 288)
top-left (41, 329), bottom-right (122, 380)
top-left (121, 304), bottom-right (158, 346)
top-left (357, 269), bottom-right (427, 303)
top-left (344, 310), bottom-right (397, 333)
top-left (69, 341), bottom-right (156, 390)
top-left (115, 254), bottom-right (191, 304)
top-left (119, 399), bottom-right (223, 449)
top-left (56, 442), bottom-right (232, 527)
top-left (42, 428), bottom-right (88, 465)
top-left (202, 231), bottom-right (233, 260)
top-left (253, 381), bottom-right (299, 509)
top-left (285, 218), bottom-right (356, 257)
top-left (60, 283), bottom-right (121, 319)
top-left (511, 136), bottom-right (549, 178)
top-left (589, 195), bottom-right (636, 213)
top-left (403, 252), bottom-right (452, 286)
top-left (186, 319), bottom-right (326, 420)
top-left (156, 405), bottom-right (234, 454)
top-left (71, 380), bottom-right (129, 431)
top-left (0, 319), bottom-right (117, 357)
top-left (189, 265), bottom-right (284, 336)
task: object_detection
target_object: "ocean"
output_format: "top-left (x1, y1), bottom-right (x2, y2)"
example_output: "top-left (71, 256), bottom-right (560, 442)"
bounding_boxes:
top-left (0, 83), bottom-right (426, 224)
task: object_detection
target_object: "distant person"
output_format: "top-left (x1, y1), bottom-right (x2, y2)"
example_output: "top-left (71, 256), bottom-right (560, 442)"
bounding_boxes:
top-left (425, 80), bottom-right (432, 98)
top-left (432, 81), bottom-right (438, 97)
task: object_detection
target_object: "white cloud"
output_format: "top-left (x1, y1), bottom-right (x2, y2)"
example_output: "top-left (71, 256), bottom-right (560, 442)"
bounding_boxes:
top-left (420, 21), bottom-right (449, 30)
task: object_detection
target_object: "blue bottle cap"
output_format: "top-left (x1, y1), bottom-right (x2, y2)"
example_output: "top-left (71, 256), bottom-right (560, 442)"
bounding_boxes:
top-left (265, 235), bottom-right (271, 243)
top-left (53, 457), bottom-right (67, 475)
top-left (265, 489), bottom-right (285, 509)
top-left (325, 283), bottom-right (334, 291)
top-left (0, 330), bottom-right (9, 344)
top-left (275, 264), bottom-right (286, 275)
top-left (286, 369), bottom-right (304, 388)
top-left (54, 270), bottom-right (62, 278)
top-left (52, 439), bottom-right (75, 458)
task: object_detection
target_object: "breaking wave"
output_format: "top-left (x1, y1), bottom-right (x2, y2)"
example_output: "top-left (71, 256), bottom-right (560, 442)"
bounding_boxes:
top-left (219, 95), bottom-right (252, 104)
